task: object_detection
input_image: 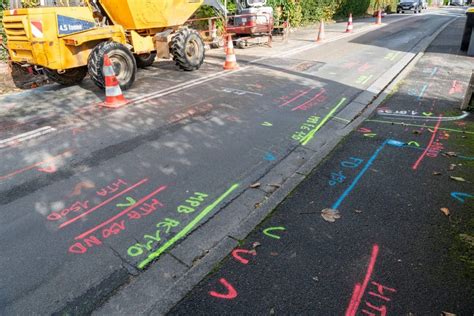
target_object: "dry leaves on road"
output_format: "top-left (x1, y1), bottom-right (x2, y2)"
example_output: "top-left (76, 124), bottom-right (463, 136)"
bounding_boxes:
top-left (440, 207), bottom-right (450, 217)
top-left (448, 164), bottom-right (456, 171)
top-left (450, 176), bottom-right (466, 182)
top-left (321, 208), bottom-right (341, 222)
top-left (432, 171), bottom-right (442, 176)
top-left (250, 182), bottom-right (261, 188)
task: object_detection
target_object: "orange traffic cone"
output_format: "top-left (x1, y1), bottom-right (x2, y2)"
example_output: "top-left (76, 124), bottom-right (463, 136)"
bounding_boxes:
top-left (376, 9), bottom-right (382, 25)
top-left (223, 34), bottom-right (239, 70)
top-left (345, 13), bottom-right (353, 33)
top-left (100, 54), bottom-right (129, 108)
top-left (316, 20), bottom-right (325, 42)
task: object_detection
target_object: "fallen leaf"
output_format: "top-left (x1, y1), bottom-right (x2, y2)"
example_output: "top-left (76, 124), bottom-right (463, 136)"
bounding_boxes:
top-left (432, 171), bottom-right (442, 176)
top-left (254, 202), bottom-right (262, 208)
top-left (450, 176), bottom-right (466, 182)
top-left (354, 209), bottom-right (363, 213)
top-left (448, 164), bottom-right (456, 171)
top-left (440, 207), bottom-right (450, 216)
top-left (312, 276), bottom-right (319, 282)
top-left (445, 152), bottom-right (458, 157)
top-left (441, 312), bottom-right (456, 316)
top-left (321, 208), bottom-right (341, 222)
top-left (270, 308), bottom-right (275, 315)
top-left (267, 183), bottom-right (281, 188)
top-left (252, 242), bottom-right (261, 249)
top-left (250, 182), bottom-right (261, 188)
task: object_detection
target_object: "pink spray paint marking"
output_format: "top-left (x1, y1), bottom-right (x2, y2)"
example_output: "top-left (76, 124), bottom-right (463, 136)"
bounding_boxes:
top-left (412, 116), bottom-right (442, 170)
top-left (291, 88), bottom-right (327, 111)
top-left (74, 185), bottom-right (166, 240)
top-left (278, 87), bottom-right (316, 107)
top-left (37, 164), bottom-right (57, 174)
top-left (345, 244), bottom-right (379, 316)
top-left (59, 178), bottom-right (148, 229)
top-left (209, 278), bottom-right (238, 299)
top-left (346, 245), bottom-right (397, 316)
top-left (232, 249), bottom-right (257, 265)
top-left (449, 80), bottom-right (464, 95)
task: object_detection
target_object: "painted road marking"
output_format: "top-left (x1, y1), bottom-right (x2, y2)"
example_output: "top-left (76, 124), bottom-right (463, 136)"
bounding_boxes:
top-left (412, 116), bottom-right (442, 170)
top-left (0, 126), bottom-right (56, 148)
top-left (138, 183), bottom-right (239, 269)
top-left (301, 97), bottom-right (347, 146)
top-left (75, 185), bottom-right (167, 240)
top-left (0, 150), bottom-right (73, 181)
top-left (376, 111), bottom-right (468, 121)
top-left (365, 119), bottom-right (474, 135)
top-left (451, 192), bottom-right (473, 203)
top-left (332, 139), bottom-right (398, 210)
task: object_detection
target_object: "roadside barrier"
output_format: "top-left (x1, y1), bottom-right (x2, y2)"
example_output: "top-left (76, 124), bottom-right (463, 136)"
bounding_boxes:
top-left (223, 34), bottom-right (239, 70)
top-left (316, 20), bottom-right (325, 42)
top-left (100, 54), bottom-right (129, 108)
top-left (345, 13), bottom-right (353, 33)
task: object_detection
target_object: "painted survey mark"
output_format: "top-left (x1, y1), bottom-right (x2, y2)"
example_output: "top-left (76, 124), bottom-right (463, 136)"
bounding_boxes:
top-left (69, 184), bottom-right (167, 254)
top-left (209, 278), bottom-right (238, 299)
top-left (221, 87), bottom-right (263, 96)
top-left (232, 249), bottom-right (257, 265)
top-left (449, 80), bottom-right (464, 95)
top-left (358, 127), bottom-right (377, 138)
top-left (384, 51), bottom-right (401, 61)
top-left (331, 139), bottom-right (404, 210)
top-left (356, 74), bottom-right (373, 85)
top-left (261, 121), bottom-right (273, 127)
top-left (137, 184), bottom-right (239, 269)
top-left (366, 119), bottom-right (474, 135)
top-left (292, 97), bottom-right (347, 146)
top-left (376, 109), bottom-right (469, 121)
top-left (412, 116), bottom-right (442, 170)
top-left (263, 226), bottom-right (286, 239)
top-left (328, 157), bottom-right (364, 187)
top-left (0, 150), bottom-right (73, 181)
top-left (278, 87), bottom-right (327, 111)
top-left (345, 244), bottom-right (397, 316)
top-left (451, 192), bottom-right (474, 204)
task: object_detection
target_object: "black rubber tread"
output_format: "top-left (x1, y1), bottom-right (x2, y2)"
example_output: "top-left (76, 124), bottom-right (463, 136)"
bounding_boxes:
top-left (87, 41), bottom-right (137, 90)
top-left (135, 52), bottom-right (157, 68)
top-left (43, 67), bottom-right (88, 86)
top-left (170, 28), bottom-right (205, 71)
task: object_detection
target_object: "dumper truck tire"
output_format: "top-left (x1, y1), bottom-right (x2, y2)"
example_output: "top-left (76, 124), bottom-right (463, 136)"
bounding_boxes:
top-left (170, 28), bottom-right (205, 71)
top-left (44, 67), bottom-right (88, 86)
top-left (88, 41), bottom-right (137, 90)
top-left (135, 52), bottom-right (157, 68)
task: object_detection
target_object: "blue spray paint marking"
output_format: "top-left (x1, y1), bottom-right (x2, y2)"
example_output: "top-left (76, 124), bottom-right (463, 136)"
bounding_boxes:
top-left (417, 84), bottom-right (429, 101)
top-left (264, 152), bottom-right (276, 161)
top-left (451, 192), bottom-right (474, 203)
top-left (430, 67), bottom-right (438, 78)
top-left (332, 140), bottom-right (387, 209)
top-left (331, 139), bottom-right (403, 210)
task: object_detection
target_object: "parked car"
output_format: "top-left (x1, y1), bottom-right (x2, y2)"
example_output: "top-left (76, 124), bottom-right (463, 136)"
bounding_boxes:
top-left (397, 0), bottom-right (423, 13)
top-left (450, 0), bottom-right (465, 6)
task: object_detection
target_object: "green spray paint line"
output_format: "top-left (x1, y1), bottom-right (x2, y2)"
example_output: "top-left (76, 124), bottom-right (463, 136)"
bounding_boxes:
top-left (366, 119), bottom-right (474, 135)
top-left (301, 97), bottom-right (347, 146)
top-left (138, 183), bottom-right (239, 269)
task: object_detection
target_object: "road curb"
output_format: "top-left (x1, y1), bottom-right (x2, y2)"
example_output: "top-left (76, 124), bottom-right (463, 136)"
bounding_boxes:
top-left (93, 15), bottom-right (459, 316)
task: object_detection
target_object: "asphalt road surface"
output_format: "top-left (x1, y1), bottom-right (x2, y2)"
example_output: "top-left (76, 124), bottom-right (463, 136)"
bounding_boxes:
top-left (168, 16), bottom-right (474, 316)
top-left (0, 7), bottom-right (470, 314)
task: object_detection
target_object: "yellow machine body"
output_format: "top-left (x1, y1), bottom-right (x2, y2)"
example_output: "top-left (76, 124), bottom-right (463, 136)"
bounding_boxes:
top-left (2, 0), bottom-right (204, 70)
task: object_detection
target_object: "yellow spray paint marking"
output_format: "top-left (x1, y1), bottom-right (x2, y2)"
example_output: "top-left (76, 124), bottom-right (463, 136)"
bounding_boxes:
top-left (408, 141), bottom-right (420, 147)
top-left (263, 226), bottom-right (286, 239)
top-left (363, 133), bottom-right (377, 138)
top-left (422, 112), bottom-right (433, 116)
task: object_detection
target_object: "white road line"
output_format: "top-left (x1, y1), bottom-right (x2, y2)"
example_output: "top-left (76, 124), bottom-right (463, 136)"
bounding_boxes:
top-left (0, 126), bottom-right (56, 148)
top-left (376, 111), bottom-right (469, 121)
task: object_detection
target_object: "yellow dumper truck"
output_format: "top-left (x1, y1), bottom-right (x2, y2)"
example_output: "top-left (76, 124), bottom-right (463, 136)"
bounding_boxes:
top-left (2, 0), bottom-right (209, 90)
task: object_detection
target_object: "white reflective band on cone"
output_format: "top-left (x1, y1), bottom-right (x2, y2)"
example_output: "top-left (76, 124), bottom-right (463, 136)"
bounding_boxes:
top-left (103, 66), bottom-right (115, 77)
top-left (105, 85), bottom-right (123, 97)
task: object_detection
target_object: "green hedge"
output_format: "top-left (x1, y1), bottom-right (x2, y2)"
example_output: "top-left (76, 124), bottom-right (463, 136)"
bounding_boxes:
top-left (196, 0), bottom-right (398, 28)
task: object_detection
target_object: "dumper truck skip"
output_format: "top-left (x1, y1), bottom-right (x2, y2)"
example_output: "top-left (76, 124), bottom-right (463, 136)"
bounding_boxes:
top-left (2, 0), bottom-right (209, 90)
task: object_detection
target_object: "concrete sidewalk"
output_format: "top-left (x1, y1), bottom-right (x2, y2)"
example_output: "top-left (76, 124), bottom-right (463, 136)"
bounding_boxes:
top-left (167, 15), bottom-right (473, 316)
